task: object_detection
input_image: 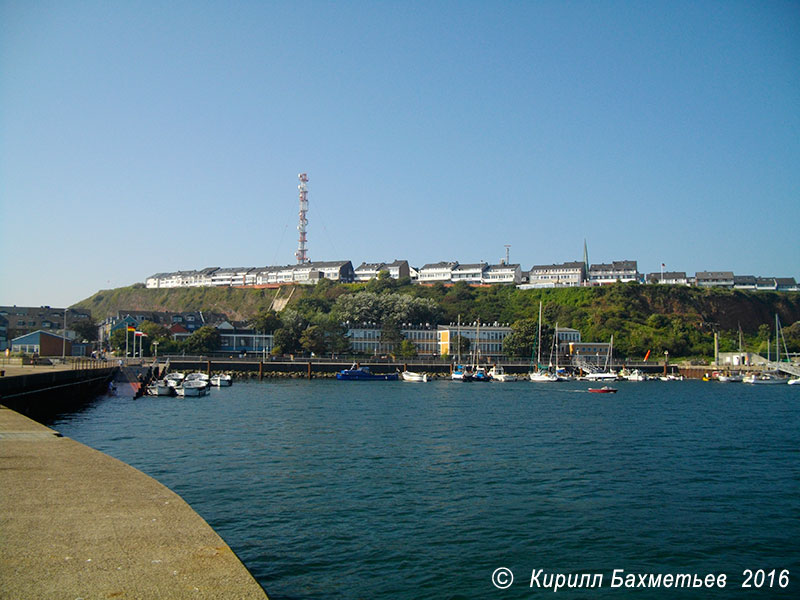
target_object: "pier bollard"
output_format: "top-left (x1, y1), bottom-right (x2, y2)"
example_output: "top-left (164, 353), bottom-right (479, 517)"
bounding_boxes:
top-left (258, 361), bottom-right (263, 381)
top-left (307, 362), bottom-right (312, 380)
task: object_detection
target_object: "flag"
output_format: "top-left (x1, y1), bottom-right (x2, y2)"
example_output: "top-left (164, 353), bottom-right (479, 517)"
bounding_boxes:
top-left (644, 349), bottom-right (651, 362)
top-left (134, 331), bottom-right (146, 337)
top-left (127, 325), bottom-right (135, 332)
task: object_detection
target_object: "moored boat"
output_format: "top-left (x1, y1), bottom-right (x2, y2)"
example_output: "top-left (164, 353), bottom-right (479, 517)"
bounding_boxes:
top-left (177, 380), bottom-right (210, 396)
top-left (165, 372), bottom-right (185, 387)
top-left (488, 365), bottom-right (517, 382)
top-left (210, 373), bottom-right (233, 387)
top-left (147, 380), bottom-right (174, 396)
top-left (743, 373), bottom-right (787, 385)
top-left (472, 366), bottom-right (492, 382)
top-left (717, 373), bottom-right (743, 383)
top-left (401, 370), bottom-right (428, 382)
top-left (452, 364), bottom-right (473, 381)
top-left (336, 364), bottom-right (398, 381)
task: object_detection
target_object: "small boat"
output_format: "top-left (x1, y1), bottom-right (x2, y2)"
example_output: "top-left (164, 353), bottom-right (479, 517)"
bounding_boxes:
top-left (588, 386), bottom-right (618, 394)
top-left (529, 370), bottom-right (559, 382)
top-left (788, 378), bottom-right (800, 386)
top-left (210, 373), bottom-right (233, 387)
top-left (743, 373), bottom-right (786, 385)
top-left (489, 365), bottom-right (517, 382)
top-left (401, 371), bottom-right (428, 382)
top-left (336, 364), bottom-right (398, 381)
top-left (624, 369), bottom-right (647, 382)
top-left (147, 380), bottom-right (173, 396)
top-left (185, 372), bottom-right (211, 388)
top-left (452, 364), bottom-right (473, 381)
top-left (165, 372), bottom-right (185, 387)
top-left (177, 379), bottom-right (210, 396)
top-left (472, 366), bottom-right (492, 382)
top-left (717, 373), bottom-right (743, 383)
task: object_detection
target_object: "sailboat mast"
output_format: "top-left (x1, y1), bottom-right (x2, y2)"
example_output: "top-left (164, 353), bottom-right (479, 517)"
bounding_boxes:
top-left (457, 315), bottom-right (461, 364)
top-left (537, 301), bottom-right (543, 366)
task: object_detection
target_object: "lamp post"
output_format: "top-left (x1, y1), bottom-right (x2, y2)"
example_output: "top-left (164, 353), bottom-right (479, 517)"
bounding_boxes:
top-left (62, 308), bottom-right (67, 361)
top-left (153, 341), bottom-right (159, 359)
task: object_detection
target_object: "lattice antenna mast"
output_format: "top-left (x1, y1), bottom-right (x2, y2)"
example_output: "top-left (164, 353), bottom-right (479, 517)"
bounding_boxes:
top-left (295, 173), bottom-right (309, 264)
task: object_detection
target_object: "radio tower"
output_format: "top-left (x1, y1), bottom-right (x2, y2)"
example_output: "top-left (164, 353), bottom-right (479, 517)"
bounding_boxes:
top-left (295, 173), bottom-right (309, 264)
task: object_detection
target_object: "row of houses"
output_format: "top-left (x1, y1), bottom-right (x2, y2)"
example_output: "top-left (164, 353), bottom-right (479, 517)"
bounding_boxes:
top-left (145, 260), bottom-right (798, 291)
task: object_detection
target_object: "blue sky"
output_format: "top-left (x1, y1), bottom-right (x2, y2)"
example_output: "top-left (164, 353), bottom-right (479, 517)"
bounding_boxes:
top-left (1, 0), bottom-right (798, 307)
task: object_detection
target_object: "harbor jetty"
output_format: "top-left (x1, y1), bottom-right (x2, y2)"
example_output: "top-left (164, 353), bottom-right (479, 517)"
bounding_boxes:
top-left (0, 405), bottom-right (269, 599)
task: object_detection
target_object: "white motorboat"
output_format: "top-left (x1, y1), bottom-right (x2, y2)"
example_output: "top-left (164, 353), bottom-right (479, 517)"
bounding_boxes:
top-left (210, 373), bottom-right (233, 386)
top-left (178, 380), bottom-right (210, 396)
top-left (529, 370), bottom-right (559, 382)
top-left (165, 372), bottom-right (185, 387)
top-left (743, 373), bottom-right (786, 385)
top-left (717, 373), bottom-right (743, 383)
top-left (401, 371), bottom-right (428, 382)
top-left (147, 380), bottom-right (173, 396)
top-left (584, 371), bottom-right (619, 382)
top-left (185, 372), bottom-right (210, 387)
top-left (489, 365), bottom-right (517, 382)
top-left (624, 369), bottom-right (647, 382)
top-left (788, 378), bottom-right (800, 385)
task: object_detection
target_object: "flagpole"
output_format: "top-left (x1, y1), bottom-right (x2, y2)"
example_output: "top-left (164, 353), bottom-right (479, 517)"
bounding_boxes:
top-left (125, 327), bottom-right (129, 359)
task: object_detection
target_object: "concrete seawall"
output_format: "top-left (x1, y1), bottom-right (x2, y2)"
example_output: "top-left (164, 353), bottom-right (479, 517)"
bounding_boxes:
top-left (0, 406), bottom-right (269, 599)
top-left (0, 366), bottom-right (117, 419)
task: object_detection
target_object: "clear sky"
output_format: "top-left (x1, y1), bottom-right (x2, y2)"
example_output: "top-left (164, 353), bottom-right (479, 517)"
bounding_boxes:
top-left (1, 0), bottom-right (798, 307)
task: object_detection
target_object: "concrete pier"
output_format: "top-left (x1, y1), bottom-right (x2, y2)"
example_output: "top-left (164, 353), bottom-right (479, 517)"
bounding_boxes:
top-left (0, 406), bottom-right (268, 599)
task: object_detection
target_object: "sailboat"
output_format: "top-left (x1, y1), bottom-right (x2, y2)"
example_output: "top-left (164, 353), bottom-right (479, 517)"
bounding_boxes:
top-left (471, 321), bottom-right (492, 381)
top-left (584, 336), bottom-right (618, 381)
top-left (451, 315), bottom-right (473, 381)
top-left (744, 314), bottom-right (789, 384)
top-left (529, 302), bottom-right (559, 382)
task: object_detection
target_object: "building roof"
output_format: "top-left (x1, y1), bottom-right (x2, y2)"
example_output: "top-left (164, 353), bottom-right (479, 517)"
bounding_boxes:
top-left (590, 260), bottom-right (638, 271)
top-left (452, 263), bottom-right (486, 271)
top-left (11, 330), bottom-right (70, 344)
top-left (530, 261), bottom-right (585, 271)
top-left (696, 271), bottom-right (734, 280)
top-left (420, 261), bottom-right (458, 270)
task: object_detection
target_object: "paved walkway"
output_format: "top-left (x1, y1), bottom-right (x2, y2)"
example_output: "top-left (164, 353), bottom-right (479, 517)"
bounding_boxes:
top-left (0, 406), bottom-right (269, 599)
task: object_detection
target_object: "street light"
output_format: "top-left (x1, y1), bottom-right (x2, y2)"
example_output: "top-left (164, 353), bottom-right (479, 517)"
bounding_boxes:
top-left (153, 341), bottom-right (159, 359)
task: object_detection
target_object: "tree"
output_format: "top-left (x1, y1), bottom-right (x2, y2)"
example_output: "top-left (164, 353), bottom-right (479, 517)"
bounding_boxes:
top-left (399, 339), bottom-right (417, 358)
top-left (72, 318), bottom-right (99, 342)
top-left (250, 310), bottom-right (281, 334)
top-left (184, 326), bottom-right (221, 355)
top-left (300, 325), bottom-right (327, 355)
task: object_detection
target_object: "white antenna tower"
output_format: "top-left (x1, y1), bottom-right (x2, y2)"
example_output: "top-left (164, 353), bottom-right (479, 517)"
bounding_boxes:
top-left (295, 173), bottom-right (309, 264)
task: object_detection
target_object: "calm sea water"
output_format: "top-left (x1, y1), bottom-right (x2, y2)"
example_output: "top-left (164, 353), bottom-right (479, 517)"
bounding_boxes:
top-left (53, 380), bottom-right (799, 599)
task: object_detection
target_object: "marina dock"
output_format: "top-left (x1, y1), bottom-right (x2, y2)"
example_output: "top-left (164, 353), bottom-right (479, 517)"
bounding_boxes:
top-left (0, 406), bottom-right (269, 599)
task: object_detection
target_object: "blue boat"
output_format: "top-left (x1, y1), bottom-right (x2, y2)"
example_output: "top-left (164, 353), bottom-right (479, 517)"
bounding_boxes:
top-left (336, 364), bottom-right (399, 381)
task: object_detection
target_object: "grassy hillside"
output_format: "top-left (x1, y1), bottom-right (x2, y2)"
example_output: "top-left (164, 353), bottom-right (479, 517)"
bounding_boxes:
top-left (74, 281), bottom-right (800, 358)
top-left (74, 284), bottom-right (282, 321)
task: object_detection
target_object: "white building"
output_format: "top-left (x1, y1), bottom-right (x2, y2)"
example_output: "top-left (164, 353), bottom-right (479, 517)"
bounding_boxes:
top-left (417, 261), bottom-right (458, 283)
top-left (483, 263), bottom-right (522, 285)
top-left (647, 271), bottom-right (689, 285)
top-left (525, 262), bottom-right (585, 288)
top-left (695, 271), bottom-right (734, 288)
top-left (354, 260), bottom-right (410, 282)
top-left (589, 261), bottom-right (640, 285)
top-left (437, 322), bottom-right (512, 362)
top-left (451, 263), bottom-right (486, 284)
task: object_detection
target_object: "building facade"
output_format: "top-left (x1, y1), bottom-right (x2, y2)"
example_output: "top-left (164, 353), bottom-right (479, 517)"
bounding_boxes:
top-left (589, 261), bottom-right (640, 285)
top-left (525, 262), bottom-right (586, 288)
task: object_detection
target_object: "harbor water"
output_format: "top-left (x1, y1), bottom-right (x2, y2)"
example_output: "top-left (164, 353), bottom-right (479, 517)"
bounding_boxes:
top-left (53, 379), bottom-right (799, 599)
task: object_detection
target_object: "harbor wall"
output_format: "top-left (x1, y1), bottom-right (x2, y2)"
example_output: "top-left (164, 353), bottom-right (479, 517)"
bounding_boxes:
top-left (0, 366), bottom-right (117, 420)
top-left (0, 406), bottom-right (269, 599)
